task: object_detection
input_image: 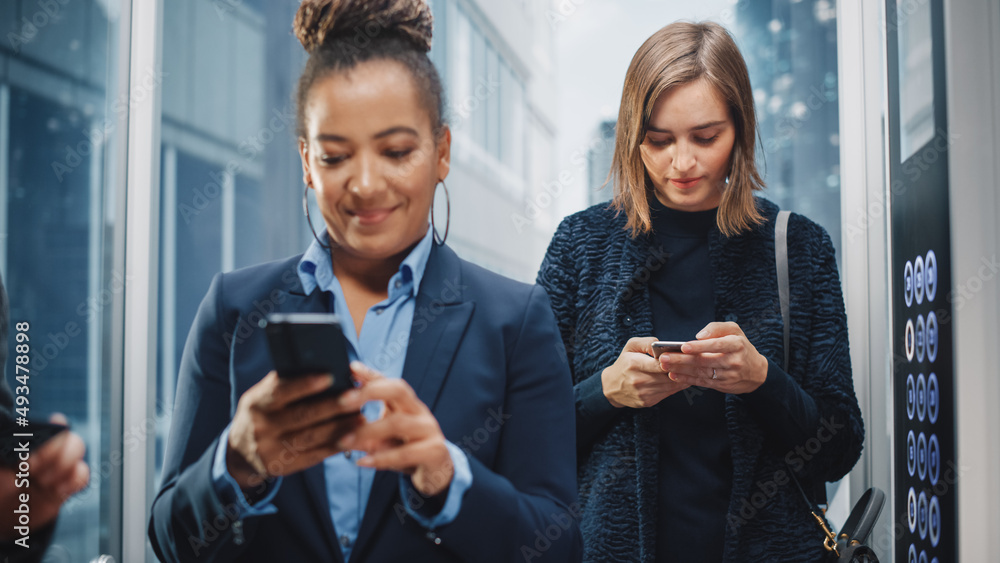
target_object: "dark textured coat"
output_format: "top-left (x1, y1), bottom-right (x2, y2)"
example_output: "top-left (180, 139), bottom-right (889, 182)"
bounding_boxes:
top-left (536, 198), bottom-right (864, 562)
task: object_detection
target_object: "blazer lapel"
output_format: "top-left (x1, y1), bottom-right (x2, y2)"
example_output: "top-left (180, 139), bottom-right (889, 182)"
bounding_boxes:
top-left (399, 244), bottom-right (475, 409)
top-left (350, 243), bottom-right (475, 560)
top-left (272, 276), bottom-right (345, 562)
top-left (299, 467), bottom-right (344, 563)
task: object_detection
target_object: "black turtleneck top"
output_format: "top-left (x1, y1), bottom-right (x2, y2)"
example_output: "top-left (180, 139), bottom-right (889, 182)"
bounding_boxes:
top-left (647, 198), bottom-right (730, 563)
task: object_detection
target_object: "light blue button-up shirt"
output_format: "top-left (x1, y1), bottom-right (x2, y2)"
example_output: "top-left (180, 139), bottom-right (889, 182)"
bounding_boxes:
top-left (211, 227), bottom-right (472, 560)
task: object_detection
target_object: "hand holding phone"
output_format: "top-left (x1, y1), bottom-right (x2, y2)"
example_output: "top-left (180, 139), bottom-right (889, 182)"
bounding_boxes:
top-left (261, 313), bottom-right (354, 398)
top-left (597, 337), bottom-right (691, 409)
top-left (0, 416), bottom-right (68, 468)
top-left (226, 313), bottom-right (363, 490)
top-left (651, 340), bottom-right (686, 360)
top-left (0, 412), bottom-right (89, 541)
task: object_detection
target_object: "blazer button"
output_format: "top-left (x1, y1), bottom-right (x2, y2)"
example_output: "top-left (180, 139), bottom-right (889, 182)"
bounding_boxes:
top-left (232, 520), bottom-right (244, 545)
top-left (623, 315), bottom-right (633, 326)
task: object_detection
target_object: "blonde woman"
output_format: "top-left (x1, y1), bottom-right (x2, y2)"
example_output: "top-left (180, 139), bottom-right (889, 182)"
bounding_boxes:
top-left (537, 21), bottom-right (863, 562)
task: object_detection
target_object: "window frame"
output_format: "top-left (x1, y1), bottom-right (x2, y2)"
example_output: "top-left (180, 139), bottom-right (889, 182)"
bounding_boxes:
top-left (120, 0), bottom-right (163, 561)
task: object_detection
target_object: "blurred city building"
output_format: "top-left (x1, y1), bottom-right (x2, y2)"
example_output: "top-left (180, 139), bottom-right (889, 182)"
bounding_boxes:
top-left (426, 0), bottom-right (559, 280)
top-left (586, 118), bottom-right (615, 208)
top-left (735, 0), bottom-right (842, 259)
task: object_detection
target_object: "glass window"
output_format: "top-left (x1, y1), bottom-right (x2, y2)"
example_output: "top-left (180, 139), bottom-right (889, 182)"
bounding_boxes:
top-left (427, 0), bottom-right (448, 86)
top-left (499, 60), bottom-right (526, 180)
top-left (448, 3), bottom-right (472, 137)
top-left (1, 0), bottom-right (124, 560)
top-left (736, 0), bottom-right (843, 261)
top-left (499, 61), bottom-right (513, 168)
top-left (896, 0), bottom-right (934, 161)
top-left (485, 42), bottom-right (500, 159)
top-left (470, 25), bottom-right (486, 149)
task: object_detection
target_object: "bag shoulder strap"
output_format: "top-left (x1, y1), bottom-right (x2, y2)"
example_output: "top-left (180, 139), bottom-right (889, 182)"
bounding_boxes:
top-left (774, 210), bottom-right (836, 546)
top-left (775, 209), bottom-right (886, 557)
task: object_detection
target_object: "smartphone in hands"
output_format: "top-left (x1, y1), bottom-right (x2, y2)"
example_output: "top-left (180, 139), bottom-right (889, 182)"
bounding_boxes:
top-left (651, 340), bottom-right (686, 360)
top-left (261, 313), bottom-right (354, 399)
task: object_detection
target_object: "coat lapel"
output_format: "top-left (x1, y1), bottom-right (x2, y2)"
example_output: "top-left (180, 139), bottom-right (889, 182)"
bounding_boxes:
top-left (350, 243), bottom-right (475, 561)
top-left (614, 226), bottom-right (660, 334)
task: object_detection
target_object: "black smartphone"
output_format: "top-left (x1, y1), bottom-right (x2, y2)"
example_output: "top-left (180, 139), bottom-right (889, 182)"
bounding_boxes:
top-left (652, 340), bottom-right (686, 360)
top-left (261, 313), bottom-right (354, 398)
top-left (0, 416), bottom-right (68, 468)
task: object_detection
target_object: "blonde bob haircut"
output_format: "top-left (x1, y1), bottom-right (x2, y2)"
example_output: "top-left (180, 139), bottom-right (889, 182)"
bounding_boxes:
top-left (608, 21), bottom-right (765, 238)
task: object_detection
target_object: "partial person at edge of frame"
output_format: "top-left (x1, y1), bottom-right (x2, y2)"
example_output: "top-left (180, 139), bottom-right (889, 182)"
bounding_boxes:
top-left (536, 20), bottom-right (864, 563)
top-left (0, 272), bottom-right (90, 563)
top-left (148, 0), bottom-right (581, 562)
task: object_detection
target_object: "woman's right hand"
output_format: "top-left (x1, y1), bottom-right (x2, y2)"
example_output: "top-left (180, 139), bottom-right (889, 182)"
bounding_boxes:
top-left (226, 371), bottom-right (364, 491)
top-left (601, 337), bottom-right (690, 408)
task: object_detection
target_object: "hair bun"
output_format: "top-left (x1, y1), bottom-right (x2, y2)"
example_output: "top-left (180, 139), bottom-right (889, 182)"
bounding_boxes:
top-left (294, 0), bottom-right (433, 54)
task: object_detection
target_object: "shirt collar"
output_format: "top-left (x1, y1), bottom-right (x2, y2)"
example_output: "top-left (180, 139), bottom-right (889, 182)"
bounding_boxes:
top-left (297, 226), bottom-right (435, 298)
top-left (397, 225), bottom-right (434, 296)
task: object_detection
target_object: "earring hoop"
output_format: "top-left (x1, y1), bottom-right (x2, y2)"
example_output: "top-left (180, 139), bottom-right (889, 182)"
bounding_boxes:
top-left (431, 180), bottom-right (450, 246)
top-left (303, 185), bottom-right (330, 251)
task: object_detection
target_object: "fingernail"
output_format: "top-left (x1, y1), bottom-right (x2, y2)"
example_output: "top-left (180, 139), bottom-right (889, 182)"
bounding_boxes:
top-left (355, 456), bottom-right (373, 467)
top-left (668, 373), bottom-right (678, 382)
top-left (696, 329), bottom-right (708, 339)
top-left (339, 389), bottom-right (359, 406)
top-left (350, 361), bottom-right (365, 372)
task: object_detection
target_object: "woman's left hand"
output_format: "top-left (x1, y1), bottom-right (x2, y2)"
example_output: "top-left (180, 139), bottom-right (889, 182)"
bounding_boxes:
top-left (658, 322), bottom-right (769, 394)
top-left (338, 362), bottom-right (454, 497)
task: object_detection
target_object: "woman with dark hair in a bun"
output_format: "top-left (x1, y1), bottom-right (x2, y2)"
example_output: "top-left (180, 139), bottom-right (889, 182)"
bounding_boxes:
top-left (148, 1), bottom-right (581, 561)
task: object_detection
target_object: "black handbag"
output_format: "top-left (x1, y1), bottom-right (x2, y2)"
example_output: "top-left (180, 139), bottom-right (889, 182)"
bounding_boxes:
top-left (775, 210), bottom-right (886, 562)
top-left (790, 474), bottom-right (885, 562)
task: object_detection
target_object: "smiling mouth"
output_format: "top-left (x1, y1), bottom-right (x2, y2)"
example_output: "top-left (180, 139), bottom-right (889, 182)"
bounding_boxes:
top-left (350, 207), bottom-right (396, 225)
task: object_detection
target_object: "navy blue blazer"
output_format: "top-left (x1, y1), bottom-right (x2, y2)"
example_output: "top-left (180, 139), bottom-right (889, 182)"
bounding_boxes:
top-left (149, 243), bottom-right (582, 563)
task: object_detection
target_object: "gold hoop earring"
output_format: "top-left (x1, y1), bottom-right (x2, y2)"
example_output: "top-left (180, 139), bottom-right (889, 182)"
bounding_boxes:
top-left (303, 185), bottom-right (330, 251)
top-left (431, 180), bottom-right (450, 246)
